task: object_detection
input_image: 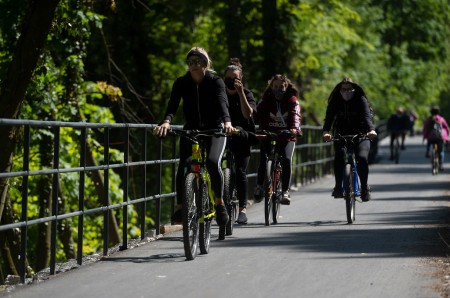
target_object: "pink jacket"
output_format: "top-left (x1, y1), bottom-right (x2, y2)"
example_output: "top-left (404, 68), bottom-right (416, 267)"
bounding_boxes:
top-left (422, 114), bottom-right (450, 142)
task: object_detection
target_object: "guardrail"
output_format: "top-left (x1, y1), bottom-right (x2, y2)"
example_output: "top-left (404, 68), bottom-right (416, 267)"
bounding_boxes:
top-left (0, 118), bottom-right (356, 283)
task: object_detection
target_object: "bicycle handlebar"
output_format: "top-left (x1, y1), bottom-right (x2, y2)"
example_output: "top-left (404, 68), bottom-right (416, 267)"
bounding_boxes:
top-left (330, 134), bottom-right (370, 143)
top-left (255, 130), bottom-right (294, 140)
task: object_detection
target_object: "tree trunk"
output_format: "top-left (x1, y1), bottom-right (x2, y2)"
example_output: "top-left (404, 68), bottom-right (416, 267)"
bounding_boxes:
top-left (0, 0), bottom-right (61, 224)
top-left (224, 0), bottom-right (242, 59)
top-left (35, 132), bottom-right (53, 271)
top-left (261, 0), bottom-right (278, 80)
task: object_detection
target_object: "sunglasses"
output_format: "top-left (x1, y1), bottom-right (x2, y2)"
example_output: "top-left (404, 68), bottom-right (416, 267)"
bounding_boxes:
top-left (341, 87), bottom-right (355, 92)
top-left (186, 59), bottom-right (204, 66)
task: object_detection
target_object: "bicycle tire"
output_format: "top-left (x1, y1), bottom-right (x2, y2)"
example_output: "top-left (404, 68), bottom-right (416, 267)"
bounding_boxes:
top-left (199, 181), bottom-right (212, 254)
top-left (432, 145), bottom-right (439, 175)
top-left (394, 138), bottom-right (400, 164)
top-left (223, 168), bottom-right (235, 236)
top-left (183, 173), bottom-right (199, 260)
top-left (272, 162), bottom-right (282, 224)
top-left (344, 164), bottom-right (356, 224)
top-left (264, 160), bottom-right (273, 226)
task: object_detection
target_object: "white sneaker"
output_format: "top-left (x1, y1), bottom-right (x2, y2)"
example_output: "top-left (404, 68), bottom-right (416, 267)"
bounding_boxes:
top-left (280, 191), bottom-right (291, 205)
top-left (254, 185), bottom-right (264, 203)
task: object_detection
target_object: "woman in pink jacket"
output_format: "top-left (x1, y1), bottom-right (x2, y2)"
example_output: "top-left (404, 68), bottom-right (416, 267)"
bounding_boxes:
top-left (423, 106), bottom-right (450, 171)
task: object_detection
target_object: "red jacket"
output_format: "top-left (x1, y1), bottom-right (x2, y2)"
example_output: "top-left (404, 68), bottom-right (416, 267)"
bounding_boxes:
top-left (256, 91), bottom-right (301, 142)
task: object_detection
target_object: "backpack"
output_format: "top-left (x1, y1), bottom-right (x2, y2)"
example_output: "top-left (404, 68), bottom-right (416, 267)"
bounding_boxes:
top-left (429, 119), bottom-right (443, 141)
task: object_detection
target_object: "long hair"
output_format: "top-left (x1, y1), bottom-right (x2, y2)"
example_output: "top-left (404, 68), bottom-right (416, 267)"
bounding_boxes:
top-left (327, 77), bottom-right (366, 103)
top-left (262, 74), bottom-right (299, 100)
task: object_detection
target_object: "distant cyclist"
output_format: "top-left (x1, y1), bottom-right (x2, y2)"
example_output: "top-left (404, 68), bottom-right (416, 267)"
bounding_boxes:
top-left (322, 77), bottom-right (377, 202)
top-left (387, 107), bottom-right (411, 160)
top-left (422, 106), bottom-right (449, 171)
top-left (155, 47), bottom-right (234, 227)
top-left (253, 74), bottom-right (302, 205)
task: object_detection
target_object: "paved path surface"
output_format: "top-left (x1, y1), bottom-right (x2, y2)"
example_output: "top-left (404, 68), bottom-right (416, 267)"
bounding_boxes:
top-left (4, 135), bottom-right (450, 298)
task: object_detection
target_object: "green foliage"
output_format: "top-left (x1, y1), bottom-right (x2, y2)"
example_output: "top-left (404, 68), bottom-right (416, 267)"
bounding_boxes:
top-left (1, 0), bottom-right (450, 278)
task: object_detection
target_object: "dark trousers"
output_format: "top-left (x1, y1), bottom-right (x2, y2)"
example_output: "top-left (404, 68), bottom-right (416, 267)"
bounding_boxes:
top-left (334, 139), bottom-right (371, 189)
top-left (229, 136), bottom-right (251, 209)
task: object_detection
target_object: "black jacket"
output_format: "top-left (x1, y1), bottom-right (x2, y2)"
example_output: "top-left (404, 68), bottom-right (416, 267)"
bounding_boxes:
top-left (163, 71), bottom-right (230, 129)
top-left (227, 88), bottom-right (257, 132)
top-left (323, 94), bottom-right (375, 135)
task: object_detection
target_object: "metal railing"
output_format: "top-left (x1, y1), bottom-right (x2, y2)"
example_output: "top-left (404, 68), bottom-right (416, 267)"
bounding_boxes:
top-left (0, 119), bottom-right (335, 283)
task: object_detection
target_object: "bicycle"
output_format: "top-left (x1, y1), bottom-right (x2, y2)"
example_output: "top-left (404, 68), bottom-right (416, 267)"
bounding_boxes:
top-left (391, 132), bottom-right (401, 164)
top-left (256, 130), bottom-right (292, 226)
top-left (218, 142), bottom-right (238, 240)
top-left (168, 128), bottom-right (226, 260)
top-left (331, 134), bottom-right (369, 224)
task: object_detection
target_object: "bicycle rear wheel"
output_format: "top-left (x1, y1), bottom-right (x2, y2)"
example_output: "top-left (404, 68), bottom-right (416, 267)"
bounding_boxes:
top-left (344, 164), bottom-right (356, 224)
top-left (272, 163), bottom-right (282, 224)
top-left (183, 173), bottom-right (199, 260)
top-left (199, 181), bottom-right (212, 254)
top-left (432, 144), bottom-right (439, 175)
top-left (264, 160), bottom-right (273, 226)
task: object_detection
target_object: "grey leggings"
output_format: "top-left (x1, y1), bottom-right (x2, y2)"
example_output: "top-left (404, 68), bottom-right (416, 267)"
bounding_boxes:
top-left (176, 135), bottom-right (226, 204)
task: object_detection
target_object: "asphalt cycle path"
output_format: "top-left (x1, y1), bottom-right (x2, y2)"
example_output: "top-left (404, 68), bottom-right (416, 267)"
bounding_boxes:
top-left (5, 135), bottom-right (450, 298)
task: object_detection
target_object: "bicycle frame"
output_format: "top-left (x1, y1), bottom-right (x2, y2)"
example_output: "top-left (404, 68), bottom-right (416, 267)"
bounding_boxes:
top-left (342, 146), bottom-right (361, 198)
top-left (190, 142), bottom-right (215, 222)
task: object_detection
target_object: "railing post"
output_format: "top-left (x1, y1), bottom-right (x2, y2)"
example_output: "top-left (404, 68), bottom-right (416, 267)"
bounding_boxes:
top-left (120, 126), bottom-right (129, 251)
top-left (140, 128), bottom-right (147, 240)
top-left (171, 135), bottom-right (177, 223)
top-left (155, 138), bottom-right (162, 235)
top-left (77, 127), bottom-right (86, 265)
top-left (19, 125), bottom-right (30, 283)
top-left (103, 127), bottom-right (110, 256)
top-left (50, 126), bottom-right (60, 275)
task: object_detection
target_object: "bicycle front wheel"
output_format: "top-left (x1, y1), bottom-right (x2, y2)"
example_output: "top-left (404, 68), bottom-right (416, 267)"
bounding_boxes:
top-left (183, 173), bottom-right (199, 260)
top-left (199, 181), bottom-right (212, 254)
top-left (264, 160), bottom-right (273, 226)
top-left (272, 163), bottom-right (282, 224)
top-left (344, 164), bottom-right (356, 224)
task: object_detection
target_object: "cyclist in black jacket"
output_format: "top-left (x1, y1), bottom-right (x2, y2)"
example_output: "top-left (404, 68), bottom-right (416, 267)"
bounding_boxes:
top-left (223, 58), bottom-right (257, 224)
top-left (155, 47), bottom-right (234, 226)
top-left (322, 77), bottom-right (377, 202)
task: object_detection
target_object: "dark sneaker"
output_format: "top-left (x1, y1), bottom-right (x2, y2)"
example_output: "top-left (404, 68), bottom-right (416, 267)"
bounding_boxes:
top-left (253, 185), bottom-right (264, 203)
top-left (361, 186), bottom-right (371, 202)
top-left (215, 204), bottom-right (229, 226)
top-left (171, 209), bottom-right (182, 224)
top-left (425, 152), bottom-right (430, 158)
top-left (332, 188), bottom-right (344, 198)
top-left (439, 164), bottom-right (444, 172)
top-left (280, 191), bottom-right (291, 205)
top-left (401, 145), bottom-right (405, 150)
top-left (237, 211), bottom-right (248, 224)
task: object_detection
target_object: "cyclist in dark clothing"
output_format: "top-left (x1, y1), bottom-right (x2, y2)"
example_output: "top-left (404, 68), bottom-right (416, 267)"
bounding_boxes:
top-left (155, 47), bottom-right (234, 227)
top-left (322, 77), bottom-right (377, 202)
top-left (387, 107), bottom-right (411, 159)
top-left (223, 58), bottom-right (257, 224)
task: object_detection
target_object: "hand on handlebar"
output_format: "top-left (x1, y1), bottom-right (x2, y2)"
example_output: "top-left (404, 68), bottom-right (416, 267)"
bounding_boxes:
top-left (367, 130), bottom-right (377, 139)
top-left (154, 122), bottom-right (170, 138)
top-left (322, 132), bottom-right (332, 142)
